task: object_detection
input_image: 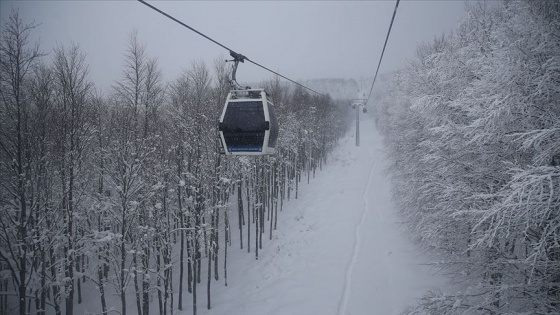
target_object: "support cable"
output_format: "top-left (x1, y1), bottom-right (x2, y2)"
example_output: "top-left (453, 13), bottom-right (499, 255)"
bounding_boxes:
top-left (138, 0), bottom-right (325, 97)
top-left (365, 0), bottom-right (400, 105)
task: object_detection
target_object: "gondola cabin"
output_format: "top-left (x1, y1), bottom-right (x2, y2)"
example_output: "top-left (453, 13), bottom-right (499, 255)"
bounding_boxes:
top-left (218, 89), bottom-right (278, 155)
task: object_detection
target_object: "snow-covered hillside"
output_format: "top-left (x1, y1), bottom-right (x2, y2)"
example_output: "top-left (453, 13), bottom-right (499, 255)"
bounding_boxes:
top-left (193, 116), bottom-right (444, 315)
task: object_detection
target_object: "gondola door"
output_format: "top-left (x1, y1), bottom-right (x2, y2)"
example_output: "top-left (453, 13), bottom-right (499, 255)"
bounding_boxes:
top-left (219, 99), bottom-right (269, 154)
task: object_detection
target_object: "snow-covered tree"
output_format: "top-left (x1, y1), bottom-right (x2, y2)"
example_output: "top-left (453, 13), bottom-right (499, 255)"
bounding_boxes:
top-left (380, 1), bottom-right (560, 313)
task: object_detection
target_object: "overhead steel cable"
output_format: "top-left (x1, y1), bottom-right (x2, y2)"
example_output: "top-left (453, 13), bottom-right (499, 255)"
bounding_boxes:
top-left (137, 0), bottom-right (326, 97)
top-left (365, 0), bottom-right (400, 106)
top-left (245, 59), bottom-right (325, 97)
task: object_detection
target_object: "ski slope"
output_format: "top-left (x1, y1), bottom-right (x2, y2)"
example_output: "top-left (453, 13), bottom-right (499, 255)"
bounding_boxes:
top-left (196, 117), bottom-right (444, 315)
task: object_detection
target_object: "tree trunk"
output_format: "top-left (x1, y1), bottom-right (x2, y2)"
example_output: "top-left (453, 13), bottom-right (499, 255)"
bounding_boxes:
top-left (65, 164), bottom-right (75, 315)
top-left (39, 248), bottom-right (46, 315)
top-left (224, 206), bottom-right (229, 287)
top-left (207, 236), bottom-right (212, 310)
top-left (17, 97), bottom-right (28, 315)
top-left (178, 203), bottom-right (185, 310)
top-left (49, 246), bottom-right (61, 315)
top-left (98, 261), bottom-right (107, 315)
top-left (142, 248), bottom-right (150, 315)
top-left (246, 180), bottom-right (251, 253)
top-left (192, 235), bottom-right (198, 315)
top-left (237, 182), bottom-right (244, 249)
top-left (134, 252), bottom-right (142, 315)
top-left (255, 187), bottom-right (259, 260)
top-left (120, 221), bottom-right (127, 315)
top-left (157, 253), bottom-right (163, 315)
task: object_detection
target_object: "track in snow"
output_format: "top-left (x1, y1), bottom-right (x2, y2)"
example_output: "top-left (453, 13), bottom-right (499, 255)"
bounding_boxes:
top-left (337, 145), bottom-right (378, 315)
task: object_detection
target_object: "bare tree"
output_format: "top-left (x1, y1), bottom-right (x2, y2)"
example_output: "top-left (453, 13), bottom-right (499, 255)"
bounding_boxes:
top-left (0, 9), bottom-right (43, 315)
top-left (27, 63), bottom-right (54, 315)
top-left (52, 42), bottom-right (93, 315)
top-left (114, 29), bottom-right (147, 138)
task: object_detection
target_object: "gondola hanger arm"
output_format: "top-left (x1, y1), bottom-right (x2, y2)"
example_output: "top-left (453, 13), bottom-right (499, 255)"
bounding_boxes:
top-left (227, 51), bottom-right (249, 90)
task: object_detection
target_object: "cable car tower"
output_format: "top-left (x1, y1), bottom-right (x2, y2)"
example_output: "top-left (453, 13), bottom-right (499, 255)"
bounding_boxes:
top-left (350, 98), bottom-right (367, 147)
top-left (218, 51), bottom-right (279, 155)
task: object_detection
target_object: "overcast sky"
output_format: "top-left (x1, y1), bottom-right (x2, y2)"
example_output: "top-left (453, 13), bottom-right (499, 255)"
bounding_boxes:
top-left (1, 0), bottom-right (467, 92)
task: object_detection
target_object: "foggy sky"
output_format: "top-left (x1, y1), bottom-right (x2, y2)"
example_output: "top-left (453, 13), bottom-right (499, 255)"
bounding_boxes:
top-left (1, 1), bottom-right (466, 93)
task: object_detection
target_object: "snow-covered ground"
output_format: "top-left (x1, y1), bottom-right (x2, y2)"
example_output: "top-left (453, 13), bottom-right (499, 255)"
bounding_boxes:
top-left (195, 117), bottom-right (445, 315)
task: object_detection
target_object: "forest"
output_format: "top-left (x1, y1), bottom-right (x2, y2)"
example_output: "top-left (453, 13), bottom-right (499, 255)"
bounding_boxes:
top-left (0, 9), bottom-right (350, 315)
top-left (3, 0), bottom-right (560, 314)
top-left (376, 1), bottom-right (560, 314)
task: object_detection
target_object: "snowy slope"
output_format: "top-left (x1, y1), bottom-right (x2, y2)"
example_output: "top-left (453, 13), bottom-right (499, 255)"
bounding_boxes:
top-left (192, 116), bottom-right (445, 315)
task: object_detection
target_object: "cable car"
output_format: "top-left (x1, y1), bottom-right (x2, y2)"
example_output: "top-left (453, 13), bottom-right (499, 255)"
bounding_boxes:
top-left (218, 51), bottom-right (279, 155)
top-left (219, 89), bottom-right (278, 155)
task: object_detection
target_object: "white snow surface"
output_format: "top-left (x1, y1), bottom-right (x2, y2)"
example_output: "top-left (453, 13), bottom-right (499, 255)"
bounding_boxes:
top-left (194, 118), bottom-right (444, 315)
top-left (70, 117), bottom-right (444, 315)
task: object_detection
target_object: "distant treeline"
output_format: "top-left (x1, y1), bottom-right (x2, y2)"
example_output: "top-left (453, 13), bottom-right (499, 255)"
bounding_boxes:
top-left (377, 1), bottom-right (559, 314)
